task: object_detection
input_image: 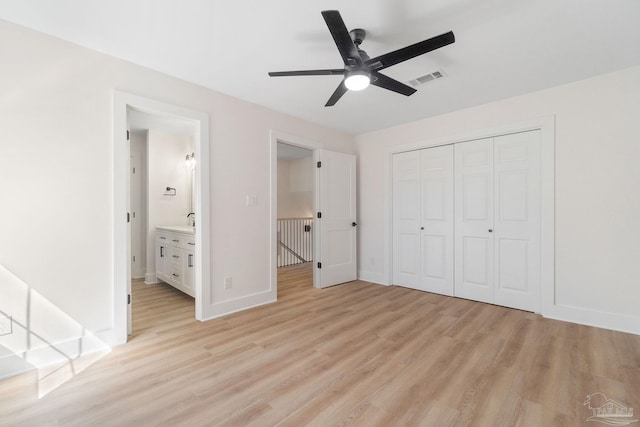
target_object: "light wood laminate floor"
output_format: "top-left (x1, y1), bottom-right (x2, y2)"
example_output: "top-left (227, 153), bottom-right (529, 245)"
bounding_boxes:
top-left (1, 263), bottom-right (639, 426)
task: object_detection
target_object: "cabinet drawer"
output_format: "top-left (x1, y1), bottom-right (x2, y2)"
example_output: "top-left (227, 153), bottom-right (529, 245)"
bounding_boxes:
top-left (168, 261), bottom-right (183, 282)
top-left (167, 235), bottom-right (183, 246)
top-left (156, 230), bottom-right (195, 249)
top-left (167, 247), bottom-right (183, 262)
top-left (184, 236), bottom-right (196, 249)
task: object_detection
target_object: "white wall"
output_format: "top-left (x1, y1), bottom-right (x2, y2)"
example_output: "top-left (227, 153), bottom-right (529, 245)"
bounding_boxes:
top-left (146, 129), bottom-right (194, 277)
top-left (277, 157), bottom-right (313, 219)
top-left (0, 19), bottom-right (355, 353)
top-left (356, 66), bottom-right (640, 334)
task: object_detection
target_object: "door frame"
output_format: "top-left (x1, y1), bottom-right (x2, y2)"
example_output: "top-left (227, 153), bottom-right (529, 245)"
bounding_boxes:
top-left (387, 116), bottom-right (555, 315)
top-left (269, 130), bottom-right (322, 292)
top-left (113, 91), bottom-right (211, 345)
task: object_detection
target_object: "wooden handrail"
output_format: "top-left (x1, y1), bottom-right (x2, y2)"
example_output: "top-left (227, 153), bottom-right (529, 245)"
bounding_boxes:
top-left (277, 217), bottom-right (313, 221)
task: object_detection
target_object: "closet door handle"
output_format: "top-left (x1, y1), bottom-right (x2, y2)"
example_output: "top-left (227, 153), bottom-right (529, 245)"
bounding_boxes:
top-left (188, 254), bottom-right (193, 267)
top-left (160, 246), bottom-right (164, 257)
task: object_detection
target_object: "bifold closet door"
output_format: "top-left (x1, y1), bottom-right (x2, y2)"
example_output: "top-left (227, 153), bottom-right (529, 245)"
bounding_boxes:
top-left (454, 138), bottom-right (495, 304)
top-left (420, 145), bottom-right (454, 295)
top-left (393, 147), bottom-right (454, 294)
top-left (392, 151), bottom-right (421, 289)
top-left (454, 131), bottom-right (541, 312)
top-left (493, 131), bottom-right (541, 312)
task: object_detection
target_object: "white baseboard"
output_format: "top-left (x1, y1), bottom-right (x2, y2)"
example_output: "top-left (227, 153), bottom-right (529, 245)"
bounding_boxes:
top-left (201, 290), bottom-right (276, 321)
top-left (544, 304), bottom-right (640, 336)
top-left (358, 270), bottom-right (389, 286)
top-left (144, 273), bottom-right (157, 284)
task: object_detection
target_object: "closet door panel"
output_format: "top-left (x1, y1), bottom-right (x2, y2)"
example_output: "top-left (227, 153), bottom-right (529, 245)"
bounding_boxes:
top-left (455, 138), bottom-right (494, 303)
top-left (498, 239), bottom-right (527, 290)
top-left (420, 145), bottom-right (454, 295)
top-left (392, 151), bottom-right (421, 289)
top-left (462, 237), bottom-right (490, 286)
top-left (494, 131), bottom-right (541, 312)
top-left (423, 236), bottom-right (445, 278)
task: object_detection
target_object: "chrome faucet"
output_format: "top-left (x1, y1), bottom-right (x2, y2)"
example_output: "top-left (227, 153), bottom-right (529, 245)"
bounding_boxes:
top-left (187, 212), bottom-right (195, 227)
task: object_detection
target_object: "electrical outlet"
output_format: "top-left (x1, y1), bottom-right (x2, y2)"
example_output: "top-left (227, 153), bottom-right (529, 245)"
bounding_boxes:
top-left (224, 277), bottom-right (232, 290)
top-left (0, 314), bottom-right (12, 336)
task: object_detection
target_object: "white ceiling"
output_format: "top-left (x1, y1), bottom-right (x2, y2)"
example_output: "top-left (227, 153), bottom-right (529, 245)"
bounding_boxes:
top-left (2, 0), bottom-right (639, 135)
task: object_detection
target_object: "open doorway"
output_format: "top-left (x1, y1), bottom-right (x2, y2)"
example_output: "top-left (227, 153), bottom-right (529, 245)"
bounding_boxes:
top-left (269, 132), bottom-right (321, 296)
top-left (269, 131), bottom-right (358, 298)
top-left (113, 91), bottom-right (210, 344)
top-left (276, 143), bottom-right (314, 288)
top-left (128, 109), bottom-right (197, 335)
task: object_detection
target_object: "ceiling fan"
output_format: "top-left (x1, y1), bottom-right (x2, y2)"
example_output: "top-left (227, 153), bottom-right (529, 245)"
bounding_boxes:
top-left (268, 10), bottom-right (455, 107)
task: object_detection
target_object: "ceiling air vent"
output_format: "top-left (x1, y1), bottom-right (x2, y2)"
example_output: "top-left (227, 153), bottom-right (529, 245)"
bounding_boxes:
top-left (409, 70), bottom-right (446, 87)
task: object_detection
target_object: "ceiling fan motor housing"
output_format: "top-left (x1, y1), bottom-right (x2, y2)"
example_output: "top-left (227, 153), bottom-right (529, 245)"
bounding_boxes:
top-left (357, 49), bottom-right (370, 62)
top-left (350, 28), bottom-right (366, 46)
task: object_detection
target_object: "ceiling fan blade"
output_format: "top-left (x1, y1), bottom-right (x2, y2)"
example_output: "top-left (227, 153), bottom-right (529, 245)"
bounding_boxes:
top-left (371, 71), bottom-right (417, 96)
top-left (321, 10), bottom-right (362, 66)
top-left (367, 31), bottom-right (455, 70)
top-left (269, 69), bottom-right (344, 77)
top-left (325, 80), bottom-right (348, 107)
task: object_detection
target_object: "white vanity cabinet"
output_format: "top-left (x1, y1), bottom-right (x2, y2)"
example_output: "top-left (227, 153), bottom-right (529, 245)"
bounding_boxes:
top-left (155, 226), bottom-right (195, 297)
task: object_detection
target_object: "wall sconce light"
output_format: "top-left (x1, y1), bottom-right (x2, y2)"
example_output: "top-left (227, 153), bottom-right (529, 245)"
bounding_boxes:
top-left (185, 152), bottom-right (196, 168)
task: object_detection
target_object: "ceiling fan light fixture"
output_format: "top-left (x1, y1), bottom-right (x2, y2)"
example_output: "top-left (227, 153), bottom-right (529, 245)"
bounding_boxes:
top-left (268, 10), bottom-right (455, 106)
top-left (344, 70), bottom-right (370, 91)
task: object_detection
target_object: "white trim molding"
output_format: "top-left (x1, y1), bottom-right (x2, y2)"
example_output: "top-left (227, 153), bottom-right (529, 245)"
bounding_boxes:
top-left (200, 291), bottom-right (276, 322)
top-left (269, 130), bottom-right (322, 295)
top-left (357, 270), bottom-right (388, 286)
top-left (112, 91), bottom-right (211, 345)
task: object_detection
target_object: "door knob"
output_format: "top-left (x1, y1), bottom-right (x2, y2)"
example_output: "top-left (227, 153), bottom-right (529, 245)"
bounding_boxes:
top-left (488, 229), bottom-right (493, 233)
top-left (421, 227), bottom-right (424, 230)
top-left (352, 222), bottom-right (358, 226)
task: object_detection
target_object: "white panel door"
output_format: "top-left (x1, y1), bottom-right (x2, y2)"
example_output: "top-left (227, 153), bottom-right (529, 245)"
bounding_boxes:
top-left (493, 131), bottom-right (541, 312)
top-left (455, 138), bottom-right (494, 304)
top-left (130, 154), bottom-right (144, 279)
top-left (392, 151), bottom-right (421, 289)
top-left (126, 146), bottom-right (132, 335)
top-left (420, 145), bottom-right (454, 295)
top-left (318, 150), bottom-right (357, 288)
